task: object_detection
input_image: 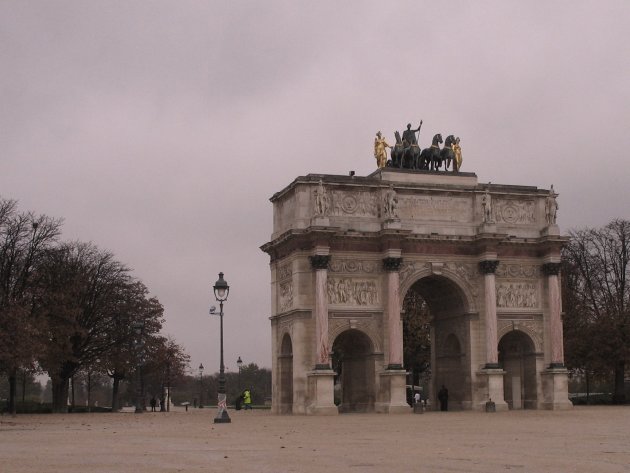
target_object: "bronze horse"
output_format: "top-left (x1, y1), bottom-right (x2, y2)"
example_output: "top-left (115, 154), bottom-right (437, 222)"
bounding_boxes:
top-left (440, 135), bottom-right (456, 171)
top-left (419, 133), bottom-right (443, 170)
top-left (390, 131), bottom-right (405, 168)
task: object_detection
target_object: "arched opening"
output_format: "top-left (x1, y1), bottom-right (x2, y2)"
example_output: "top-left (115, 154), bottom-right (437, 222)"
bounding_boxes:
top-left (278, 333), bottom-right (293, 414)
top-left (499, 330), bottom-right (537, 409)
top-left (332, 329), bottom-right (376, 413)
top-left (402, 275), bottom-right (470, 410)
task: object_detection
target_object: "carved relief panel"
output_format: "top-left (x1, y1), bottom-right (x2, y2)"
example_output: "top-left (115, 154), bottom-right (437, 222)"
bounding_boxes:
top-left (493, 199), bottom-right (536, 225)
top-left (496, 282), bottom-right (539, 309)
top-left (495, 264), bottom-right (540, 310)
top-left (329, 190), bottom-right (379, 217)
top-left (327, 277), bottom-right (379, 306)
top-left (279, 281), bottom-right (294, 312)
top-left (276, 261), bottom-right (293, 313)
top-left (397, 195), bottom-right (472, 222)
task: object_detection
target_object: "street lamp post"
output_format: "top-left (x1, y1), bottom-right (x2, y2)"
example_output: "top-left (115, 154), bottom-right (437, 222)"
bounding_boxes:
top-left (198, 363), bottom-right (204, 408)
top-left (212, 272), bottom-right (231, 423)
top-left (237, 356), bottom-right (243, 391)
top-left (133, 321), bottom-right (145, 414)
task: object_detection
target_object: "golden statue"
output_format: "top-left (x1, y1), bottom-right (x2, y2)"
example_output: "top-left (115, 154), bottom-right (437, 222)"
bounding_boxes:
top-left (453, 137), bottom-right (463, 171)
top-left (374, 131), bottom-right (391, 169)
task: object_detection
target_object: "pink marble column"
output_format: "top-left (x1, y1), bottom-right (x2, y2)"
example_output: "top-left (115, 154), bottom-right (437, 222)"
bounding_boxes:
top-left (310, 255), bottom-right (331, 369)
top-left (383, 257), bottom-right (403, 369)
top-left (479, 260), bottom-right (500, 368)
top-left (543, 262), bottom-right (565, 368)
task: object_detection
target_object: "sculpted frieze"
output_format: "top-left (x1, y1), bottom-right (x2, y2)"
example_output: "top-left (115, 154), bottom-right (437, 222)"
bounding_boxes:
top-left (329, 259), bottom-right (378, 273)
top-left (496, 282), bottom-right (538, 309)
top-left (444, 262), bottom-right (476, 281)
top-left (399, 261), bottom-right (428, 287)
top-left (397, 195), bottom-right (472, 222)
top-left (327, 277), bottom-right (379, 306)
top-left (498, 319), bottom-right (543, 351)
top-left (329, 190), bottom-right (379, 217)
top-left (279, 281), bottom-right (294, 312)
top-left (277, 262), bottom-right (293, 281)
top-left (495, 264), bottom-right (540, 279)
top-left (493, 199), bottom-right (536, 225)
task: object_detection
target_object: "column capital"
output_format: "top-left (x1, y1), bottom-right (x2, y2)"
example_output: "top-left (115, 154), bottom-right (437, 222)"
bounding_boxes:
top-left (383, 257), bottom-right (403, 272)
top-left (309, 255), bottom-right (331, 270)
top-left (478, 260), bottom-right (499, 274)
top-left (542, 262), bottom-right (562, 276)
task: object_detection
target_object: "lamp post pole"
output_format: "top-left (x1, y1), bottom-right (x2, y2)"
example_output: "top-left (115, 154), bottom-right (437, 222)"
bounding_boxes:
top-left (213, 272), bottom-right (231, 424)
top-left (237, 356), bottom-right (243, 391)
top-left (199, 363), bottom-right (204, 408)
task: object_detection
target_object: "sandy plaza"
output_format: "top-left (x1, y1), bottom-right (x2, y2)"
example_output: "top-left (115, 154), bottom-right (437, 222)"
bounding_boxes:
top-left (1, 406), bottom-right (629, 473)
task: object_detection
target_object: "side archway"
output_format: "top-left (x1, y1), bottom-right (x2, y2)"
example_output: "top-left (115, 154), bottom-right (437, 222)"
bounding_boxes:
top-left (499, 330), bottom-right (537, 409)
top-left (278, 333), bottom-right (293, 414)
top-left (332, 329), bottom-right (376, 413)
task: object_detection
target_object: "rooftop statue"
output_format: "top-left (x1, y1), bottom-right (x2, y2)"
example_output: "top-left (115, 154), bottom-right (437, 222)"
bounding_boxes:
top-left (453, 137), bottom-right (462, 171)
top-left (374, 131), bottom-right (391, 169)
top-left (545, 185), bottom-right (558, 225)
top-left (314, 179), bottom-right (330, 217)
top-left (402, 121), bottom-right (422, 146)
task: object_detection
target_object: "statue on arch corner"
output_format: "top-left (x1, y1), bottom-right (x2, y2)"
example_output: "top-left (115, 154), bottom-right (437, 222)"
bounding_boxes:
top-left (374, 131), bottom-right (391, 169)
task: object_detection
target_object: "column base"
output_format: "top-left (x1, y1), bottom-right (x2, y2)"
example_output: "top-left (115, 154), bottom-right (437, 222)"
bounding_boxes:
top-left (477, 368), bottom-right (509, 411)
top-left (306, 369), bottom-right (338, 415)
top-left (375, 370), bottom-right (410, 414)
top-left (541, 367), bottom-right (573, 410)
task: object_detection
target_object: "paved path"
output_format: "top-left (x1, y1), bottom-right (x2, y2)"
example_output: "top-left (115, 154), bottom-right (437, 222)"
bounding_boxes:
top-left (1, 406), bottom-right (629, 472)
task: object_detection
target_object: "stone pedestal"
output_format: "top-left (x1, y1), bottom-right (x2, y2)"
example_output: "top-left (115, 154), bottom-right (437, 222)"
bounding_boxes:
top-left (541, 368), bottom-right (573, 410)
top-left (375, 370), bottom-right (410, 414)
top-left (477, 369), bottom-right (509, 411)
top-left (477, 223), bottom-right (497, 234)
top-left (541, 224), bottom-right (560, 236)
top-left (311, 217), bottom-right (330, 227)
top-left (306, 369), bottom-right (338, 415)
top-left (382, 218), bottom-right (401, 230)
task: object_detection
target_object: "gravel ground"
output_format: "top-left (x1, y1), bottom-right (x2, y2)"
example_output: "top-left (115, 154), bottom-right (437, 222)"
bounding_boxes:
top-left (1, 406), bottom-right (629, 473)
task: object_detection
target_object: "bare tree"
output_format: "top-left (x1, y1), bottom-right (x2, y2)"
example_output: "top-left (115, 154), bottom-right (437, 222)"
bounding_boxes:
top-left (564, 219), bottom-right (630, 403)
top-left (103, 280), bottom-right (164, 411)
top-left (35, 242), bottom-right (132, 412)
top-left (0, 197), bottom-right (62, 414)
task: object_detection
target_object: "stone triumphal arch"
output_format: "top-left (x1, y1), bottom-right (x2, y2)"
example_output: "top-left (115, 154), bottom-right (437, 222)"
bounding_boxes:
top-left (261, 169), bottom-right (572, 414)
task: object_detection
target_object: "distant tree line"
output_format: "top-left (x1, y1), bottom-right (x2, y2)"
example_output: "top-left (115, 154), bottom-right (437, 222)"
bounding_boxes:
top-left (0, 196), bottom-right (189, 414)
top-left (563, 219), bottom-right (630, 404)
top-left (174, 363), bottom-right (271, 407)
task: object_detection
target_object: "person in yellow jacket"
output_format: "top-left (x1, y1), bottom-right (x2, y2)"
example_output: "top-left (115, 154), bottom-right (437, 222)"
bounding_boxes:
top-left (242, 389), bottom-right (252, 410)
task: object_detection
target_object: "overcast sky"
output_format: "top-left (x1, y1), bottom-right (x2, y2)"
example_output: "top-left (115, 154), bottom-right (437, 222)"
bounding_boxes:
top-left (2, 1), bottom-right (629, 376)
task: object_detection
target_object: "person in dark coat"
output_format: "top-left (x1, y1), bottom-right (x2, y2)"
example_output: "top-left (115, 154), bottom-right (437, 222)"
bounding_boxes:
top-left (438, 385), bottom-right (449, 411)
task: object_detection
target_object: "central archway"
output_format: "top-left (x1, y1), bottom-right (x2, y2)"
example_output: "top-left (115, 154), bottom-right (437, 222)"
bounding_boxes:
top-left (332, 329), bottom-right (376, 413)
top-left (402, 274), bottom-right (471, 410)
